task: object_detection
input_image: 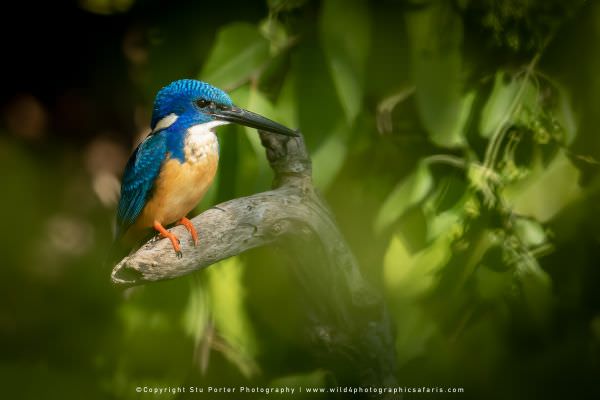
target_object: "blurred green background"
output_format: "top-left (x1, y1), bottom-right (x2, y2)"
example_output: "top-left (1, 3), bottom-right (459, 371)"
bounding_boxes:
top-left (1, 0), bottom-right (600, 398)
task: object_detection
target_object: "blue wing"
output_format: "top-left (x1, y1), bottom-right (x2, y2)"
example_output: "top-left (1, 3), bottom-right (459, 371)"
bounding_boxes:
top-left (115, 134), bottom-right (167, 240)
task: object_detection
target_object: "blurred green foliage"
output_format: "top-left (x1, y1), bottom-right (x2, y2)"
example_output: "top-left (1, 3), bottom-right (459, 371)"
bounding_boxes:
top-left (1, 0), bottom-right (600, 399)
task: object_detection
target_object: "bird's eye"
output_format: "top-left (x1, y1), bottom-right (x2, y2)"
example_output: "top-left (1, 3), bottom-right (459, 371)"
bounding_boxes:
top-left (195, 99), bottom-right (210, 108)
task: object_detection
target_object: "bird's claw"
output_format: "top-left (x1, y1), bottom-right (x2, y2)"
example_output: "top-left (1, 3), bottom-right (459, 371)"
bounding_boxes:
top-left (175, 250), bottom-right (183, 259)
top-left (179, 217), bottom-right (199, 247)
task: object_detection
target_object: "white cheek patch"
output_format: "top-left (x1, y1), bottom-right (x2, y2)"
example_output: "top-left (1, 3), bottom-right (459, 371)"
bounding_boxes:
top-left (152, 113), bottom-right (179, 133)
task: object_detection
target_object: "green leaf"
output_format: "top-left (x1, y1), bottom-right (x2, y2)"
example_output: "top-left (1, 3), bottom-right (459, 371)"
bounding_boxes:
top-left (555, 85), bottom-right (578, 145)
top-left (200, 23), bottom-right (269, 89)
top-left (405, 2), bottom-right (467, 147)
top-left (311, 121), bottom-right (348, 190)
top-left (259, 17), bottom-right (289, 54)
top-left (480, 73), bottom-right (519, 138)
top-left (181, 277), bottom-right (209, 344)
top-left (480, 72), bottom-right (537, 138)
top-left (426, 209), bottom-right (462, 241)
top-left (320, 0), bottom-right (371, 123)
top-left (513, 218), bottom-right (546, 247)
top-left (294, 40), bottom-right (345, 148)
top-left (207, 257), bottom-right (259, 377)
top-left (375, 161), bottom-right (433, 233)
top-left (279, 54), bottom-right (349, 191)
top-left (231, 86), bottom-right (278, 158)
top-left (517, 257), bottom-right (552, 324)
top-left (275, 70), bottom-right (299, 127)
top-left (502, 150), bottom-right (582, 221)
top-left (422, 175), bottom-right (469, 241)
top-left (229, 85), bottom-right (278, 194)
top-left (383, 235), bottom-right (412, 291)
top-left (383, 233), bottom-right (452, 299)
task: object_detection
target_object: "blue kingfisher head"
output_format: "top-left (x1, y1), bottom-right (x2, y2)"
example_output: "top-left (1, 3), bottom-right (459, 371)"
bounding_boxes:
top-left (149, 79), bottom-right (298, 137)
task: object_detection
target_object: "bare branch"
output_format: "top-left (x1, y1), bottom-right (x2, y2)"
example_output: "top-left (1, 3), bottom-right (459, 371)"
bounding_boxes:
top-left (111, 133), bottom-right (312, 286)
top-left (111, 187), bottom-right (306, 285)
top-left (111, 131), bottom-right (398, 392)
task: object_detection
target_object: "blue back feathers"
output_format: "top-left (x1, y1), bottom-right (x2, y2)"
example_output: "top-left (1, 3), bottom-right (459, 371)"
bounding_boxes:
top-left (115, 134), bottom-right (166, 239)
top-left (115, 79), bottom-right (232, 240)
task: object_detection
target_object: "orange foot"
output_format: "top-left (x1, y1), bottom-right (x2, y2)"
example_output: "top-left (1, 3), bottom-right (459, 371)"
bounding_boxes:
top-left (153, 220), bottom-right (182, 258)
top-left (178, 217), bottom-right (199, 246)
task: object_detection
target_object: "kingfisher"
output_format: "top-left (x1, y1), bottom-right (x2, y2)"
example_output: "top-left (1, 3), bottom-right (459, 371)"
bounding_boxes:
top-left (114, 79), bottom-right (297, 257)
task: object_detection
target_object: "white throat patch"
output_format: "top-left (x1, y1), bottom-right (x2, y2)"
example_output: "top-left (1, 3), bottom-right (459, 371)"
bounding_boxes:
top-left (184, 121), bottom-right (228, 163)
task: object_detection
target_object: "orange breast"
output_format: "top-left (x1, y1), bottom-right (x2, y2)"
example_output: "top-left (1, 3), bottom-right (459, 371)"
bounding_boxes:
top-left (124, 124), bottom-right (221, 242)
top-left (131, 152), bottom-right (219, 233)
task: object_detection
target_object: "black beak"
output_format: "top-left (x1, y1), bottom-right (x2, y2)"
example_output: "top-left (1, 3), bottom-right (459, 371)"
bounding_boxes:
top-left (209, 106), bottom-right (299, 137)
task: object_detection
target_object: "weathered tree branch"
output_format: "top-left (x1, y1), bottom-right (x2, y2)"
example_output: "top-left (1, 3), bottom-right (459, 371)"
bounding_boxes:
top-left (112, 131), bottom-right (398, 392)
